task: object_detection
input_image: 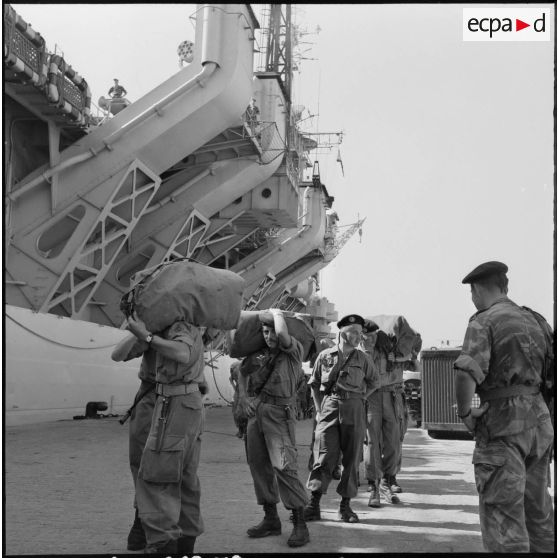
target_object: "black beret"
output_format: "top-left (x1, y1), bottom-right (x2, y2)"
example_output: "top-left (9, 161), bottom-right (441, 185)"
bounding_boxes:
top-left (363, 318), bottom-right (379, 334)
top-left (462, 261), bottom-right (508, 284)
top-left (337, 314), bottom-right (365, 329)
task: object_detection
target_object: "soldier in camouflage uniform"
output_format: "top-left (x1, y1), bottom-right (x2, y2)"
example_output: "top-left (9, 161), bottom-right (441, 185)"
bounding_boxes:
top-left (237, 308), bottom-right (310, 548)
top-left (454, 261), bottom-right (555, 553)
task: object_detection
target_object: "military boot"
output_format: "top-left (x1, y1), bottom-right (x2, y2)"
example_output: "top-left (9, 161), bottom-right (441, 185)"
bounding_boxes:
top-left (303, 490), bottom-right (322, 521)
top-left (287, 508), bottom-right (310, 547)
top-left (390, 475), bottom-right (402, 493)
top-left (247, 503), bottom-right (281, 538)
top-left (379, 476), bottom-right (400, 504)
top-left (338, 497), bottom-right (359, 523)
top-left (367, 481), bottom-right (381, 508)
top-left (126, 508), bottom-right (146, 551)
top-left (177, 535), bottom-right (196, 554)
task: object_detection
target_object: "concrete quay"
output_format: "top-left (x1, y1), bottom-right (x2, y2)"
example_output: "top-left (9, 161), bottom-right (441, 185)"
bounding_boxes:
top-left (5, 405), bottom-right (553, 556)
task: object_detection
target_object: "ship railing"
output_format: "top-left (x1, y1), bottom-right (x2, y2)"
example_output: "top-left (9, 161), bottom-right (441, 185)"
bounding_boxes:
top-left (45, 54), bottom-right (91, 125)
top-left (241, 114), bottom-right (287, 166)
top-left (4, 5), bottom-right (91, 126)
top-left (285, 155), bottom-right (301, 189)
top-left (88, 100), bottom-right (110, 126)
top-left (4, 4), bottom-right (47, 87)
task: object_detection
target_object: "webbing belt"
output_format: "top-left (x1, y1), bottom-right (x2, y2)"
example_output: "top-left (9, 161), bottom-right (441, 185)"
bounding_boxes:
top-left (378, 384), bottom-right (403, 393)
top-left (330, 388), bottom-right (364, 400)
top-left (478, 384), bottom-right (540, 402)
top-left (258, 392), bottom-right (296, 406)
top-left (155, 383), bottom-right (199, 397)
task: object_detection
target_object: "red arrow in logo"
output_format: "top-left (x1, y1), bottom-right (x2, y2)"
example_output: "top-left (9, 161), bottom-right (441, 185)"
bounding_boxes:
top-left (516, 19), bottom-right (530, 31)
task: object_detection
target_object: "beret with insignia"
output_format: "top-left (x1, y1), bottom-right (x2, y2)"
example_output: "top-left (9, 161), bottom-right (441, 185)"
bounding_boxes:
top-left (337, 314), bottom-right (365, 329)
top-left (462, 261), bottom-right (508, 284)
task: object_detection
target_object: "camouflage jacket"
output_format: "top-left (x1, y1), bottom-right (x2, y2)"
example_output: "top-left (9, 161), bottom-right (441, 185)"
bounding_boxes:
top-left (454, 296), bottom-right (552, 437)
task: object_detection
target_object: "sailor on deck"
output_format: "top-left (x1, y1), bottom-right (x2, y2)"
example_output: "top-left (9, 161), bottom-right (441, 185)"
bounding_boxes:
top-left (108, 78), bottom-right (127, 99)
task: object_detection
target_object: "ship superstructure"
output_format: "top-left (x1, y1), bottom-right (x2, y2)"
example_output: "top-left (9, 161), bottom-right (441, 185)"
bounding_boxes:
top-left (4, 4), bottom-right (362, 424)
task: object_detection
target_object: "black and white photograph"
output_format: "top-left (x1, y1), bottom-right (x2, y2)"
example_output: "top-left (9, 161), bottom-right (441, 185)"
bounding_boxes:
top-left (4, 3), bottom-right (555, 556)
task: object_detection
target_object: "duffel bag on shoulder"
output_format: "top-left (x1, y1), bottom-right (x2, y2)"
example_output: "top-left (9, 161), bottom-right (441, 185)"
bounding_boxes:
top-left (120, 260), bottom-right (245, 333)
top-left (229, 310), bottom-right (316, 361)
top-left (367, 314), bottom-right (420, 361)
top-left (228, 311), bottom-right (264, 358)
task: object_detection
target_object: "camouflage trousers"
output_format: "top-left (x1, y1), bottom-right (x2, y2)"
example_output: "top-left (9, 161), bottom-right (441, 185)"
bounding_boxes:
top-left (136, 391), bottom-right (205, 549)
top-left (246, 401), bottom-right (309, 509)
top-left (364, 389), bottom-right (404, 481)
top-left (308, 395), bottom-right (366, 498)
top-left (473, 414), bottom-right (555, 552)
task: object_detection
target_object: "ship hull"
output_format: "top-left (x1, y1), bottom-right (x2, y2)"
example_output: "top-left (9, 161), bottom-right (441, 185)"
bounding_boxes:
top-left (5, 305), bottom-right (236, 426)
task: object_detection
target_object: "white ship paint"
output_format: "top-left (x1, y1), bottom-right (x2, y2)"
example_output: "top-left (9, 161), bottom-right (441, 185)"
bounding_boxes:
top-left (5, 305), bottom-right (236, 426)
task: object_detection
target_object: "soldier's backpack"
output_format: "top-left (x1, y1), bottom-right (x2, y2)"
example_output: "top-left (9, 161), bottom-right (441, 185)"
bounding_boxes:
top-left (523, 306), bottom-right (555, 419)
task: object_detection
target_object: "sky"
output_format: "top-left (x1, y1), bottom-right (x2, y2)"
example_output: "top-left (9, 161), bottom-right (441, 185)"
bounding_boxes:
top-left (13, 3), bottom-right (555, 350)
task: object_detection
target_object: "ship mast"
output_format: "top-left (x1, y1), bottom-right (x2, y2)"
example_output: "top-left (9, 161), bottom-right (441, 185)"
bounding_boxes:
top-left (264, 4), bottom-right (292, 110)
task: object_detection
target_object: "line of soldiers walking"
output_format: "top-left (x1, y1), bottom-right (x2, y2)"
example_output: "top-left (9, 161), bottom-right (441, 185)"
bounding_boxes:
top-left (229, 310), bottom-right (416, 547)
top-left (111, 260), bottom-right (554, 554)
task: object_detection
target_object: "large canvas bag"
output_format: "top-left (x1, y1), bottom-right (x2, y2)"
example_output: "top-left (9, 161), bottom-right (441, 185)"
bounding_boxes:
top-left (228, 311), bottom-right (265, 358)
top-left (367, 314), bottom-right (421, 361)
top-left (229, 310), bottom-right (316, 362)
top-left (120, 260), bottom-right (245, 333)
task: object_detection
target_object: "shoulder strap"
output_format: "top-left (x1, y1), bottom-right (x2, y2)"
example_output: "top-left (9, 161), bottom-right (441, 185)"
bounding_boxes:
top-left (522, 307), bottom-right (555, 401)
top-left (254, 351), bottom-right (281, 395)
top-left (523, 306), bottom-right (554, 354)
top-left (329, 349), bottom-right (357, 389)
